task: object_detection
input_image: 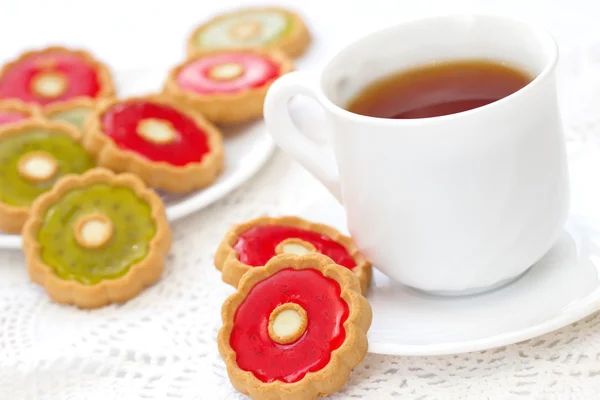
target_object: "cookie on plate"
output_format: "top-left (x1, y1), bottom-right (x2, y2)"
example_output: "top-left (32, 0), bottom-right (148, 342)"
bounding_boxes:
top-left (0, 100), bottom-right (40, 126)
top-left (164, 49), bottom-right (292, 124)
top-left (215, 216), bottom-right (372, 294)
top-left (0, 120), bottom-right (95, 233)
top-left (45, 97), bottom-right (96, 131)
top-left (188, 7), bottom-right (310, 58)
top-left (83, 95), bottom-right (224, 193)
top-left (0, 46), bottom-right (115, 107)
top-left (22, 168), bottom-right (172, 309)
top-left (218, 253), bottom-right (372, 400)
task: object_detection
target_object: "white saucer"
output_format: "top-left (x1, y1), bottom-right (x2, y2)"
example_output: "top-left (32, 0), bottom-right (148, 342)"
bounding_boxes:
top-left (299, 193), bottom-right (600, 356)
top-left (0, 68), bottom-right (275, 249)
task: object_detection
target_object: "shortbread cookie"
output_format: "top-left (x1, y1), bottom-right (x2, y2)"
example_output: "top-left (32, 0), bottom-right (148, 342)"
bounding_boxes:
top-left (22, 168), bottom-right (172, 309)
top-left (0, 46), bottom-right (114, 107)
top-left (215, 216), bottom-right (372, 294)
top-left (83, 95), bottom-right (224, 193)
top-left (218, 253), bottom-right (372, 400)
top-left (0, 100), bottom-right (40, 126)
top-left (0, 120), bottom-right (94, 233)
top-left (45, 97), bottom-right (96, 131)
top-left (164, 49), bottom-right (292, 124)
top-left (188, 7), bottom-right (310, 58)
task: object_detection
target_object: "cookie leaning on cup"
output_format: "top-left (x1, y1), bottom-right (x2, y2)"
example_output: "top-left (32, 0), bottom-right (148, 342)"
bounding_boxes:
top-left (215, 216), bottom-right (372, 294)
top-left (164, 48), bottom-right (293, 124)
top-left (218, 253), bottom-right (372, 400)
top-left (83, 95), bottom-right (224, 193)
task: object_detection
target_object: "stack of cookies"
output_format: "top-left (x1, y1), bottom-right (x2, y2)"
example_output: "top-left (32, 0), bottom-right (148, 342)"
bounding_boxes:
top-left (214, 216), bottom-right (374, 399)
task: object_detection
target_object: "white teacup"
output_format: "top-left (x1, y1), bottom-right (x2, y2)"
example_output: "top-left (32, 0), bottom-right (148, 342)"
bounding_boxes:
top-left (264, 15), bottom-right (569, 294)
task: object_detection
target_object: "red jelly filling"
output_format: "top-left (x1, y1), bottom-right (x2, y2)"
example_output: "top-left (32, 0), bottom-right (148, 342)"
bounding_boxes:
top-left (101, 101), bottom-right (210, 166)
top-left (0, 51), bottom-right (101, 106)
top-left (230, 268), bottom-right (349, 383)
top-left (176, 52), bottom-right (280, 94)
top-left (0, 111), bottom-right (26, 125)
top-left (234, 225), bottom-right (357, 269)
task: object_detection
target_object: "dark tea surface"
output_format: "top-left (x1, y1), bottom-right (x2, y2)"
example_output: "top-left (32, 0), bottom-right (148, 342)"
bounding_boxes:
top-left (346, 60), bottom-right (533, 119)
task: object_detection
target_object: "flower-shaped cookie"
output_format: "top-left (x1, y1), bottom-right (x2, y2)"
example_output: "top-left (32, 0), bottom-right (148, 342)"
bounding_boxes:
top-left (45, 97), bottom-right (96, 131)
top-left (0, 46), bottom-right (114, 107)
top-left (22, 168), bottom-right (172, 309)
top-left (215, 216), bottom-right (372, 294)
top-left (188, 7), bottom-right (310, 58)
top-left (218, 253), bottom-right (372, 400)
top-left (0, 120), bottom-right (95, 233)
top-left (83, 96), bottom-right (224, 193)
top-left (0, 100), bottom-right (40, 126)
top-left (164, 49), bottom-right (292, 124)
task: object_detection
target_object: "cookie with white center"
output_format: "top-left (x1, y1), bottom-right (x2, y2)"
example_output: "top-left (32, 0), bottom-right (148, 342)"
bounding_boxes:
top-left (215, 216), bottom-right (372, 294)
top-left (0, 46), bottom-right (114, 108)
top-left (164, 49), bottom-right (293, 124)
top-left (22, 168), bottom-right (172, 309)
top-left (0, 120), bottom-right (95, 233)
top-left (218, 253), bottom-right (372, 400)
top-left (83, 95), bottom-right (224, 193)
top-left (188, 7), bottom-right (310, 58)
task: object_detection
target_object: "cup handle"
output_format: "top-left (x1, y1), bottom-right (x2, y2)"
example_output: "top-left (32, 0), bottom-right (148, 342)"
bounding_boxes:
top-left (264, 72), bottom-right (342, 202)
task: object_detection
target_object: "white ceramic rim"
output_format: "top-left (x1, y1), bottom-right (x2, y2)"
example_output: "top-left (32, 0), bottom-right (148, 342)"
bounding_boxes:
top-left (318, 14), bottom-right (559, 127)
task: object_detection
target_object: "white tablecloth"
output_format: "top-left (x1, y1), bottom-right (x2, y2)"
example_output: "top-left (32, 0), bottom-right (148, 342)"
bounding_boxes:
top-left (3, 0), bottom-right (600, 398)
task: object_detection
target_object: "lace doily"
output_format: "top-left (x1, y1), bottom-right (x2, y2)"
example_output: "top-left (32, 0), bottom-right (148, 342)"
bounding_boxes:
top-left (4, 12), bottom-right (600, 400)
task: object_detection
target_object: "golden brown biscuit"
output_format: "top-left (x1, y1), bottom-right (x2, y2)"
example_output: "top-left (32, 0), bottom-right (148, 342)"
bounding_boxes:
top-left (22, 168), bottom-right (172, 309)
top-left (218, 253), bottom-right (372, 400)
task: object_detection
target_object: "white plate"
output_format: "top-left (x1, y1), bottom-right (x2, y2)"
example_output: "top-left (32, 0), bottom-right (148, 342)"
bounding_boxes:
top-left (300, 197), bottom-right (600, 356)
top-left (0, 69), bottom-right (275, 249)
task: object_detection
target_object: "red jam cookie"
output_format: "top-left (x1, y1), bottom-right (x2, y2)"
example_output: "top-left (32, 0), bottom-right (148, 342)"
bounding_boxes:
top-left (0, 100), bottom-right (40, 126)
top-left (164, 49), bottom-right (292, 124)
top-left (215, 216), bottom-right (372, 294)
top-left (218, 253), bottom-right (372, 399)
top-left (22, 168), bottom-right (172, 309)
top-left (188, 7), bottom-right (311, 59)
top-left (0, 47), bottom-right (114, 107)
top-left (83, 96), bottom-right (224, 193)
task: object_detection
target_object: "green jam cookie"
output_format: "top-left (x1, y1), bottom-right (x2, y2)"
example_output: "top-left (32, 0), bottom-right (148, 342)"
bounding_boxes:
top-left (49, 107), bottom-right (93, 130)
top-left (195, 10), bottom-right (292, 49)
top-left (189, 8), bottom-right (310, 58)
top-left (36, 183), bottom-right (156, 285)
top-left (0, 129), bottom-right (94, 207)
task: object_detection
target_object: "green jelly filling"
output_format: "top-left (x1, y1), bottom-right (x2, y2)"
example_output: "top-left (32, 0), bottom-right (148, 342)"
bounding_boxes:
top-left (0, 130), bottom-right (94, 206)
top-left (49, 107), bottom-right (93, 130)
top-left (37, 184), bottom-right (157, 285)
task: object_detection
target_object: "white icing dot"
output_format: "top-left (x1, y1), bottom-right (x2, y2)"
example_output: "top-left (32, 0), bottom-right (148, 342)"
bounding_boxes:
top-left (80, 219), bottom-right (111, 247)
top-left (209, 63), bottom-right (244, 81)
top-left (32, 73), bottom-right (67, 98)
top-left (137, 119), bottom-right (177, 144)
top-left (281, 242), bottom-right (312, 255)
top-left (18, 153), bottom-right (57, 182)
top-left (272, 309), bottom-right (303, 338)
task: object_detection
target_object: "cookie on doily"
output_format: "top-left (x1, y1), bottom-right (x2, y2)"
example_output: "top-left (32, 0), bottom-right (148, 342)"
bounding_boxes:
top-left (0, 100), bottom-right (40, 127)
top-left (215, 216), bottom-right (372, 294)
top-left (0, 120), bottom-right (95, 233)
top-left (218, 253), bottom-right (372, 400)
top-left (45, 97), bottom-right (97, 131)
top-left (188, 7), bottom-right (310, 58)
top-left (83, 95), bottom-right (224, 193)
top-left (0, 46), bottom-right (115, 107)
top-left (164, 49), bottom-right (293, 124)
top-left (22, 168), bottom-right (172, 309)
